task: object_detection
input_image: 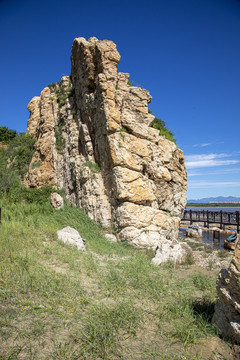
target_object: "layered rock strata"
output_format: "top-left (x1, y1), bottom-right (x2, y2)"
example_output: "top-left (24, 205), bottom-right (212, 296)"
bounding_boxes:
top-left (213, 239), bottom-right (240, 342)
top-left (26, 37), bottom-right (187, 247)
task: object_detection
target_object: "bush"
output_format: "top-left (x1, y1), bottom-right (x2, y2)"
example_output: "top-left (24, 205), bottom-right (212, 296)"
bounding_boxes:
top-left (55, 121), bottom-right (65, 152)
top-left (8, 185), bottom-right (63, 204)
top-left (48, 79), bottom-right (74, 108)
top-left (0, 126), bottom-right (17, 143)
top-left (5, 133), bottom-right (36, 177)
top-left (151, 117), bottom-right (176, 143)
top-left (0, 160), bottom-right (19, 194)
top-left (48, 81), bottom-right (60, 91)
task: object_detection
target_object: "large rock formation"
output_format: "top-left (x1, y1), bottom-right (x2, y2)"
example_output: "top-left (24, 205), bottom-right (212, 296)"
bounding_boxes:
top-left (26, 37), bottom-right (187, 248)
top-left (212, 239), bottom-right (240, 342)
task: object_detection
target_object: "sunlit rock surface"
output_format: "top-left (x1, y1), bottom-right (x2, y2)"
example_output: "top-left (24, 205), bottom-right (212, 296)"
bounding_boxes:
top-left (26, 37), bottom-right (187, 247)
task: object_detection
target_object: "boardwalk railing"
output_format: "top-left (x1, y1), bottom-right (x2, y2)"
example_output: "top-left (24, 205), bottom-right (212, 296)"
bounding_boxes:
top-left (182, 210), bottom-right (240, 233)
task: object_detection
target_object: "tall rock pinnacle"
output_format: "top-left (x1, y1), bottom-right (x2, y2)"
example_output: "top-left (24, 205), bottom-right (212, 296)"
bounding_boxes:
top-left (26, 37), bottom-right (188, 248)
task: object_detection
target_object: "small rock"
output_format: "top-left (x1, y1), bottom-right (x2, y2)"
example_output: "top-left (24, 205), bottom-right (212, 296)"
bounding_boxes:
top-left (186, 227), bottom-right (202, 238)
top-left (152, 239), bottom-right (192, 265)
top-left (50, 192), bottom-right (64, 210)
top-left (57, 226), bottom-right (86, 251)
top-left (105, 233), bottom-right (117, 242)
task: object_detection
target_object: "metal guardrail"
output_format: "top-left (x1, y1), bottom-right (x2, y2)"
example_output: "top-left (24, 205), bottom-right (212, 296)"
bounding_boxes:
top-left (182, 210), bottom-right (240, 233)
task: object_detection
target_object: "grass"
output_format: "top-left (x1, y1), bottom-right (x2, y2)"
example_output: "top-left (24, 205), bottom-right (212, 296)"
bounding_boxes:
top-left (31, 160), bottom-right (42, 169)
top-left (83, 161), bottom-right (101, 173)
top-left (0, 196), bottom-right (232, 359)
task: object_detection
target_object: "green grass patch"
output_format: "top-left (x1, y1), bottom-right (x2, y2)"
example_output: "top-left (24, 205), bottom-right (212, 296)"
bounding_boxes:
top-left (0, 195), bottom-right (224, 359)
top-left (83, 161), bottom-right (101, 174)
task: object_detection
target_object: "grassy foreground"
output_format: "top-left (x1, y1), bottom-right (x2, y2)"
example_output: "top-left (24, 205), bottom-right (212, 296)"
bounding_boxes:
top-left (0, 197), bottom-right (233, 359)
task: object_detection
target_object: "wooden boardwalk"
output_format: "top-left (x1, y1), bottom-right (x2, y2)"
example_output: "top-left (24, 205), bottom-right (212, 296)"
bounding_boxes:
top-left (182, 209), bottom-right (240, 233)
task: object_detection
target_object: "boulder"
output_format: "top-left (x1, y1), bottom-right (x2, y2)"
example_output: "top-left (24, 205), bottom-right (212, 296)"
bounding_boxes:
top-left (152, 239), bottom-right (192, 265)
top-left (50, 192), bottom-right (64, 210)
top-left (186, 227), bottom-right (202, 238)
top-left (57, 226), bottom-right (86, 251)
top-left (105, 233), bottom-right (117, 242)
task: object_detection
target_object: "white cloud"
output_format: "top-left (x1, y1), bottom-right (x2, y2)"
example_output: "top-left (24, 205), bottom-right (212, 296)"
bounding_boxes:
top-left (188, 181), bottom-right (240, 188)
top-left (192, 141), bottom-right (225, 148)
top-left (193, 142), bottom-right (212, 148)
top-left (185, 153), bottom-right (239, 169)
top-left (187, 172), bottom-right (205, 177)
top-left (188, 168), bottom-right (240, 177)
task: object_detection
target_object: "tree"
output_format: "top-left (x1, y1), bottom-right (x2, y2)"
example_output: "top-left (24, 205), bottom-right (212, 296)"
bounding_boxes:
top-left (0, 126), bottom-right (17, 143)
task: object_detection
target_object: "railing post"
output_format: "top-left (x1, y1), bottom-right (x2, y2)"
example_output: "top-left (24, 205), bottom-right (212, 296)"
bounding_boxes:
top-left (207, 210), bottom-right (209, 228)
top-left (220, 210), bottom-right (223, 229)
top-left (190, 209), bottom-right (192, 225)
top-left (236, 211), bottom-right (239, 234)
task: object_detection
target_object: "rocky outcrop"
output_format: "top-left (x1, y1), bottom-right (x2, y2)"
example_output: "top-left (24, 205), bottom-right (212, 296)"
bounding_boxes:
top-left (26, 37), bottom-right (187, 248)
top-left (212, 240), bottom-right (240, 342)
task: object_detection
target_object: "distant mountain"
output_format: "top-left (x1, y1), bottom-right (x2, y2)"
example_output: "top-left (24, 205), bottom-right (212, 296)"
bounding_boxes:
top-left (187, 196), bottom-right (240, 203)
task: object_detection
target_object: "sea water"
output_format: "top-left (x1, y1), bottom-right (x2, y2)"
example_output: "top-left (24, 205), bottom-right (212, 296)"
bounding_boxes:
top-left (179, 227), bottom-right (229, 249)
top-left (181, 207), bottom-right (240, 249)
top-left (186, 207), bottom-right (240, 212)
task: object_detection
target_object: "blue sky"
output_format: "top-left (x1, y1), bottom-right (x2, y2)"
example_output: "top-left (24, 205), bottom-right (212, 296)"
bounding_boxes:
top-left (0, 0), bottom-right (240, 200)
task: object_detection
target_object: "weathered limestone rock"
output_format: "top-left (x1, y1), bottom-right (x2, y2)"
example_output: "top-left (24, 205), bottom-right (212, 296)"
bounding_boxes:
top-left (50, 192), bottom-right (64, 210)
top-left (152, 239), bottom-right (192, 265)
top-left (26, 37), bottom-right (188, 248)
top-left (212, 240), bottom-right (240, 342)
top-left (105, 234), bottom-right (117, 242)
top-left (57, 226), bottom-right (86, 251)
top-left (186, 227), bottom-right (203, 238)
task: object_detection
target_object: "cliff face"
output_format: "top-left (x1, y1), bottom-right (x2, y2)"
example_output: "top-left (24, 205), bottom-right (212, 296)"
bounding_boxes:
top-left (26, 37), bottom-right (187, 248)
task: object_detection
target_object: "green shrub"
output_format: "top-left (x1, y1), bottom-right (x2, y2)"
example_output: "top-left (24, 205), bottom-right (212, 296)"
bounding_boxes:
top-left (0, 160), bottom-right (20, 194)
top-left (151, 117), bottom-right (176, 143)
top-left (7, 185), bottom-right (63, 204)
top-left (0, 126), bottom-right (17, 143)
top-left (4, 133), bottom-right (36, 178)
top-left (48, 81), bottom-right (60, 91)
top-left (55, 121), bottom-right (65, 152)
top-left (48, 79), bottom-right (74, 108)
